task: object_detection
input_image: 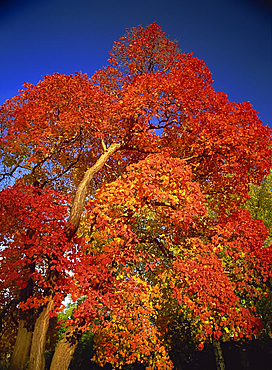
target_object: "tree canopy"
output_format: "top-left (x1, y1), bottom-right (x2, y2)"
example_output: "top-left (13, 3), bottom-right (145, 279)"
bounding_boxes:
top-left (0, 23), bottom-right (271, 370)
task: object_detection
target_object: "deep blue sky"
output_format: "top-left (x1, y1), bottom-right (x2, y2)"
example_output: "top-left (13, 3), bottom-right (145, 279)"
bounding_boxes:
top-left (1, 0), bottom-right (271, 127)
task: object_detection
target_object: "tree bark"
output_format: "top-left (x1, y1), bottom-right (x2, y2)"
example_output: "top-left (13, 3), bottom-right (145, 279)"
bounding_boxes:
top-left (66, 142), bottom-right (121, 240)
top-left (28, 296), bottom-right (54, 370)
top-left (49, 144), bottom-right (122, 370)
top-left (9, 320), bottom-right (33, 370)
top-left (10, 246), bottom-right (35, 369)
top-left (212, 338), bottom-right (225, 370)
top-left (49, 327), bottom-right (79, 370)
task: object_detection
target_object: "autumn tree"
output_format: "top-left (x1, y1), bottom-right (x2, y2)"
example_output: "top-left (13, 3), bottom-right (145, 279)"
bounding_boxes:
top-left (79, 155), bottom-right (271, 366)
top-left (0, 23), bottom-right (271, 369)
top-left (245, 171), bottom-right (272, 339)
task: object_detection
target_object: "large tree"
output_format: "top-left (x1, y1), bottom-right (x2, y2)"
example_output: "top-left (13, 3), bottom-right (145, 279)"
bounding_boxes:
top-left (0, 23), bottom-right (271, 369)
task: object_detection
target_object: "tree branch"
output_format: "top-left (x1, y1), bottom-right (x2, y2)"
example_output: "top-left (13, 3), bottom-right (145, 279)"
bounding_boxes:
top-left (65, 142), bottom-right (122, 240)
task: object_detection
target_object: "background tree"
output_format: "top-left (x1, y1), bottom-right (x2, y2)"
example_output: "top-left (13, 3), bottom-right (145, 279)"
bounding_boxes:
top-left (246, 171), bottom-right (272, 247)
top-left (245, 171), bottom-right (272, 340)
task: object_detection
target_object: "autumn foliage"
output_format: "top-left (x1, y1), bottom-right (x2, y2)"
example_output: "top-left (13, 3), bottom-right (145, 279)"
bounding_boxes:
top-left (0, 23), bottom-right (271, 369)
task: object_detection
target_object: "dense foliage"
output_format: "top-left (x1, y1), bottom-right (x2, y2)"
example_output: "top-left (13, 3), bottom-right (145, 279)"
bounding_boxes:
top-left (0, 23), bottom-right (271, 369)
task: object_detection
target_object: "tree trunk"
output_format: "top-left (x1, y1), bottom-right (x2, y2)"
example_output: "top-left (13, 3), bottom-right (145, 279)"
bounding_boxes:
top-left (66, 142), bottom-right (121, 240)
top-left (9, 320), bottom-right (33, 370)
top-left (28, 296), bottom-right (54, 370)
top-left (241, 348), bottom-right (250, 370)
top-left (10, 257), bottom-right (35, 370)
top-left (212, 338), bottom-right (225, 370)
top-left (49, 144), bottom-right (121, 369)
top-left (49, 327), bottom-right (79, 370)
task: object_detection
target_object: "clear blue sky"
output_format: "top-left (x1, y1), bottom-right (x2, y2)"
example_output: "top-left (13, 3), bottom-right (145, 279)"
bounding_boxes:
top-left (1, 0), bottom-right (271, 127)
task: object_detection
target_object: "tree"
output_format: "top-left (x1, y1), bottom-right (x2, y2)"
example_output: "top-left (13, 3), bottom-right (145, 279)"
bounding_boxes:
top-left (81, 156), bottom-right (270, 358)
top-left (246, 170), bottom-right (272, 247)
top-left (0, 22), bottom-right (271, 369)
top-left (0, 184), bottom-right (76, 369)
top-left (245, 171), bottom-right (272, 339)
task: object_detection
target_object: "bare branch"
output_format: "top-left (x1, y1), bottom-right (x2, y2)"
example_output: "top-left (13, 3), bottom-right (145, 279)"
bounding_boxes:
top-left (66, 142), bottom-right (122, 240)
